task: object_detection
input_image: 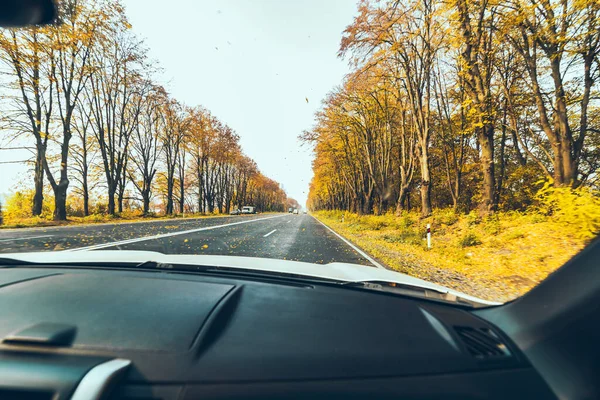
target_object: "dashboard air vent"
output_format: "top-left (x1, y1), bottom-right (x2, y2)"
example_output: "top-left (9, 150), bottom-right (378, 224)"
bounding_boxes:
top-left (455, 326), bottom-right (511, 359)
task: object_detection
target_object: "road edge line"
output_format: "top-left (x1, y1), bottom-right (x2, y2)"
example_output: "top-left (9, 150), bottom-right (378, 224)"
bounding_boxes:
top-left (65, 214), bottom-right (287, 252)
top-left (311, 215), bottom-right (386, 270)
top-left (0, 234), bottom-right (54, 243)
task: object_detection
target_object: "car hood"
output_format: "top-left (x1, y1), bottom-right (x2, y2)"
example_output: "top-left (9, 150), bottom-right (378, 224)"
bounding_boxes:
top-left (0, 250), bottom-right (499, 306)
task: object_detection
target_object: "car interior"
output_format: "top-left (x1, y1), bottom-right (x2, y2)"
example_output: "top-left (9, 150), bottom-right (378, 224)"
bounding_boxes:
top-left (0, 237), bottom-right (597, 400)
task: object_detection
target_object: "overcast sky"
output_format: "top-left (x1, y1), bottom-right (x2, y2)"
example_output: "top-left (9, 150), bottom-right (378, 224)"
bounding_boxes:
top-left (0, 0), bottom-right (358, 207)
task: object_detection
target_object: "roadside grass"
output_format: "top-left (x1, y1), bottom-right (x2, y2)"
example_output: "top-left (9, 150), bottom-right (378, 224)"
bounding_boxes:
top-left (0, 211), bottom-right (270, 229)
top-left (313, 207), bottom-right (598, 302)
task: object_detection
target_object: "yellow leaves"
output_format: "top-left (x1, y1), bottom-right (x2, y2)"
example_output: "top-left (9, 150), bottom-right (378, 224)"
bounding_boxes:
top-left (314, 208), bottom-right (590, 302)
top-left (534, 181), bottom-right (600, 240)
top-left (201, 244), bottom-right (209, 249)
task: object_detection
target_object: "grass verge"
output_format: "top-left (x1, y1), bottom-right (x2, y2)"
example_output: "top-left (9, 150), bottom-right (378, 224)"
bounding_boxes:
top-left (0, 212), bottom-right (262, 229)
top-left (313, 209), bottom-right (596, 302)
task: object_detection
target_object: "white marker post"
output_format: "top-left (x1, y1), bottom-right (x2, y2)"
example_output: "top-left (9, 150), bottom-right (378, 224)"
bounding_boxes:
top-left (426, 224), bottom-right (431, 249)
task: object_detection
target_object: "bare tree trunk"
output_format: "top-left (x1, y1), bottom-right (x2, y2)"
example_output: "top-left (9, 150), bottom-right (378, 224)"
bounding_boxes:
top-left (117, 157), bottom-right (127, 213)
top-left (143, 193), bottom-right (150, 214)
top-left (419, 143), bottom-right (432, 217)
top-left (53, 184), bottom-right (68, 221)
top-left (496, 108), bottom-right (508, 206)
top-left (80, 131), bottom-right (90, 216)
top-left (178, 151), bottom-right (186, 213)
top-left (32, 146), bottom-right (45, 216)
top-left (479, 124), bottom-right (496, 213)
top-left (106, 182), bottom-right (115, 215)
top-left (166, 177), bottom-right (174, 215)
top-left (179, 179), bottom-right (185, 214)
top-left (83, 182), bottom-right (89, 216)
top-left (395, 184), bottom-right (409, 214)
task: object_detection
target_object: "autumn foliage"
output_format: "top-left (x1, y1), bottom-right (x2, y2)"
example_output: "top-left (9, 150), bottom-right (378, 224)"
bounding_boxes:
top-left (0, 0), bottom-right (288, 221)
top-left (305, 0), bottom-right (600, 216)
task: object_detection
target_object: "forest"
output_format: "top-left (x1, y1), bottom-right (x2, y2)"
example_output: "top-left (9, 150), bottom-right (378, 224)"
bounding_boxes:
top-left (0, 0), bottom-right (290, 223)
top-left (305, 0), bottom-right (600, 217)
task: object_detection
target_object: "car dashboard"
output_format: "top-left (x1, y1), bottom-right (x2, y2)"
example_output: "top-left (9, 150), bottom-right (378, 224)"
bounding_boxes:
top-left (0, 266), bottom-right (555, 399)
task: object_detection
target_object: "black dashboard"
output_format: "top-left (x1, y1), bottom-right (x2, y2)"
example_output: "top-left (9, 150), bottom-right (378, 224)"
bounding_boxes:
top-left (0, 266), bottom-right (556, 399)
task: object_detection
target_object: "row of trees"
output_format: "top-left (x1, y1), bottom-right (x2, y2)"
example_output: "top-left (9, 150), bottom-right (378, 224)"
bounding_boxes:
top-left (305, 0), bottom-right (600, 216)
top-left (0, 0), bottom-right (288, 219)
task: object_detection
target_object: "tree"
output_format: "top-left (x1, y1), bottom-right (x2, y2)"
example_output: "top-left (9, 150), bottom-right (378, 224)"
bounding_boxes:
top-left (501, 0), bottom-right (600, 187)
top-left (453, 0), bottom-right (499, 212)
top-left (70, 106), bottom-right (98, 216)
top-left (308, 0), bottom-right (599, 216)
top-left (128, 84), bottom-right (164, 214)
top-left (0, 27), bottom-right (54, 216)
top-left (87, 22), bottom-right (145, 215)
top-left (0, 0), bottom-right (289, 220)
top-left (340, 0), bottom-right (444, 216)
top-left (432, 65), bottom-right (470, 210)
top-left (44, 0), bottom-right (103, 220)
top-left (160, 99), bottom-right (186, 215)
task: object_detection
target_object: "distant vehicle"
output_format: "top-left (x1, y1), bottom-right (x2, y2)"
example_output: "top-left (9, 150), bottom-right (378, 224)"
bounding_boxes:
top-left (288, 207), bottom-right (293, 213)
top-left (241, 206), bottom-right (256, 214)
top-left (229, 209), bottom-right (241, 215)
top-left (303, 210), bottom-right (307, 214)
top-left (293, 209), bottom-right (299, 214)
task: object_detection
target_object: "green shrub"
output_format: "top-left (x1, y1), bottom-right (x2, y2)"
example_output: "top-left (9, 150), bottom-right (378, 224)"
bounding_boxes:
top-left (458, 231), bottom-right (482, 247)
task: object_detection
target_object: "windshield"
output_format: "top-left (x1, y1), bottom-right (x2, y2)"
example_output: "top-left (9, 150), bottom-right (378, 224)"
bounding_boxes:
top-left (0, 0), bottom-right (598, 304)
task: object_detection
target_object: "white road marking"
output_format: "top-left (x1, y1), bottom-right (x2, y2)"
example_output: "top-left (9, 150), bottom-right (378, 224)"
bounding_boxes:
top-left (287, 220), bottom-right (291, 223)
top-left (312, 216), bottom-right (385, 269)
top-left (0, 234), bottom-right (53, 243)
top-left (66, 214), bottom-right (287, 252)
top-left (263, 229), bottom-right (277, 237)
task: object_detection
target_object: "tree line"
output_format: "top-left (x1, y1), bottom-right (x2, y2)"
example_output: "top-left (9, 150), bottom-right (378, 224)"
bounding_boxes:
top-left (304, 0), bottom-right (599, 216)
top-left (0, 0), bottom-right (288, 220)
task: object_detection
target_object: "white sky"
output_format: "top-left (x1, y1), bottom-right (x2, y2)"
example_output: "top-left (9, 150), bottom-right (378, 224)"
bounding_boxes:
top-left (0, 0), bottom-right (358, 207)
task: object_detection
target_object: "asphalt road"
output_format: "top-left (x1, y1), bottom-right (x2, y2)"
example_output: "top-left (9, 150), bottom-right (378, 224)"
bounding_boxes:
top-left (0, 214), bottom-right (377, 267)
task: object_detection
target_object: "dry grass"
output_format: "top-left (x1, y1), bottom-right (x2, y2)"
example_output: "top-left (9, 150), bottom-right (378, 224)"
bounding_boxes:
top-left (0, 212), bottom-right (226, 229)
top-left (314, 209), bottom-right (596, 302)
